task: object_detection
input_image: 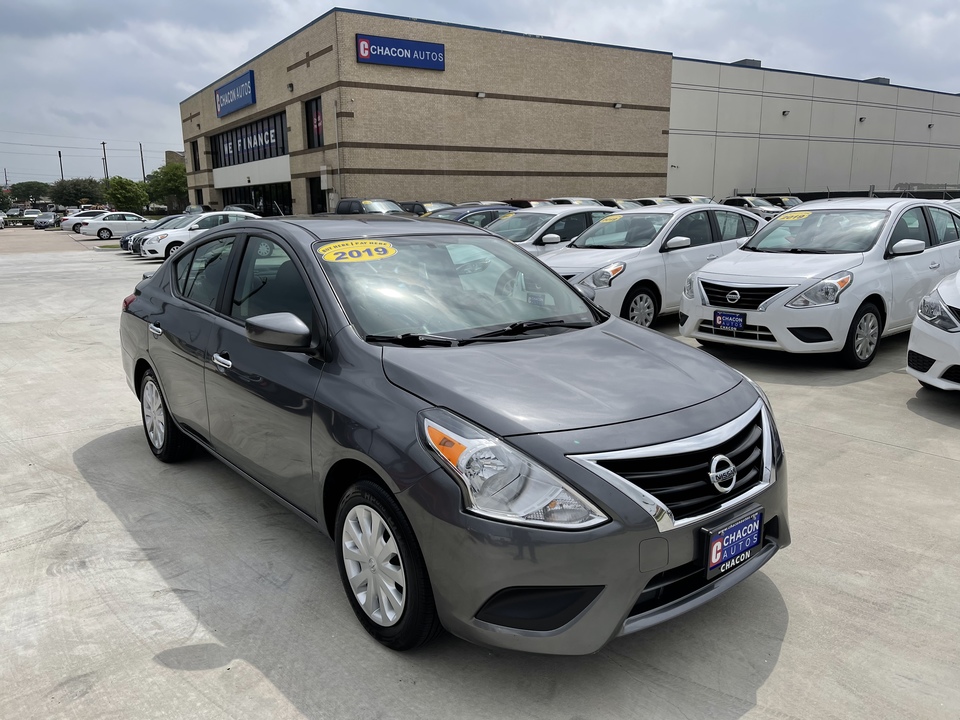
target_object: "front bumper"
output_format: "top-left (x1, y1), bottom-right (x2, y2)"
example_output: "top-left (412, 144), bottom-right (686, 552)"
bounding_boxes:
top-left (680, 291), bottom-right (851, 353)
top-left (906, 317), bottom-right (960, 390)
top-left (402, 454), bottom-right (789, 655)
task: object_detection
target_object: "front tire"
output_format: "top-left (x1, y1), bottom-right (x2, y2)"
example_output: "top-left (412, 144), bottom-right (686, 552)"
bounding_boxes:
top-left (140, 368), bottom-right (192, 462)
top-left (97, 228), bottom-right (112, 240)
top-left (839, 302), bottom-right (882, 368)
top-left (165, 242), bottom-right (183, 259)
top-left (335, 480), bottom-right (442, 651)
top-left (621, 285), bottom-right (659, 327)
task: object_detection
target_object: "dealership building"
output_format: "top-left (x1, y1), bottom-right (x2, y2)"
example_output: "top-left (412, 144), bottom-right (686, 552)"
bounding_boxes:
top-left (179, 7), bottom-right (960, 215)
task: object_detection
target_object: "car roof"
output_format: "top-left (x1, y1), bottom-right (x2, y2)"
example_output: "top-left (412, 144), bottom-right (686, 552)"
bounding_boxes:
top-left (783, 197), bottom-right (942, 211)
top-left (602, 204), bottom-right (721, 217)
top-left (500, 205), bottom-right (607, 216)
top-left (256, 214), bottom-right (494, 241)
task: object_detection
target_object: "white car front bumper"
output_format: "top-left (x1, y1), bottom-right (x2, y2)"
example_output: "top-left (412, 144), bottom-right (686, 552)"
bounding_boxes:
top-left (906, 316), bottom-right (960, 390)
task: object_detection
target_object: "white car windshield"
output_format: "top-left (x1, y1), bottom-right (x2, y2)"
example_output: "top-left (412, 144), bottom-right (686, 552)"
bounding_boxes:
top-left (743, 209), bottom-right (889, 254)
top-left (364, 200), bottom-right (404, 213)
top-left (486, 212), bottom-right (552, 242)
top-left (570, 213), bottom-right (671, 249)
top-left (745, 197), bottom-right (775, 207)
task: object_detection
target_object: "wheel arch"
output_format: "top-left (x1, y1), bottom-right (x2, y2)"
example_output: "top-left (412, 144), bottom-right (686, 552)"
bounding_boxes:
top-left (133, 358), bottom-right (154, 400)
top-left (322, 458), bottom-right (394, 537)
top-left (861, 293), bottom-right (887, 332)
top-left (619, 279), bottom-right (662, 318)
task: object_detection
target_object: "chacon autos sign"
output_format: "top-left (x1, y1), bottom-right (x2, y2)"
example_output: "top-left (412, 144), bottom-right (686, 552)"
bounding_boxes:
top-left (215, 70), bottom-right (256, 118)
top-left (356, 34), bottom-right (445, 71)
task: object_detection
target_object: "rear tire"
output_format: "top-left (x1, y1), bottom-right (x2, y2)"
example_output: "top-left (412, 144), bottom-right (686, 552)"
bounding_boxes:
top-left (140, 369), bottom-right (192, 462)
top-left (335, 480), bottom-right (442, 651)
top-left (839, 302), bottom-right (882, 369)
top-left (72, 223), bottom-right (82, 234)
top-left (97, 228), bottom-right (112, 240)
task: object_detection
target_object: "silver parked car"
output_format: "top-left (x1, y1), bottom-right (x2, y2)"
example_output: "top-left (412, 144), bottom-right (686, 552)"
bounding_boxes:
top-left (485, 205), bottom-right (613, 255)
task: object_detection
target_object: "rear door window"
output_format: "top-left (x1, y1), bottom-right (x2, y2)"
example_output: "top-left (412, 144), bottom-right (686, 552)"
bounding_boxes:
top-left (926, 206), bottom-right (960, 246)
top-left (174, 236), bottom-right (236, 310)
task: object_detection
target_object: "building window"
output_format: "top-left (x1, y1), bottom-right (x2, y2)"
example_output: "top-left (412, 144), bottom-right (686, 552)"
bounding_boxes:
top-left (308, 177), bottom-right (327, 213)
top-left (210, 112), bottom-right (288, 169)
top-left (221, 182), bottom-right (292, 217)
top-left (191, 140), bottom-right (200, 172)
top-left (306, 97), bottom-right (324, 149)
top-left (195, 188), bottom-right (204, 205)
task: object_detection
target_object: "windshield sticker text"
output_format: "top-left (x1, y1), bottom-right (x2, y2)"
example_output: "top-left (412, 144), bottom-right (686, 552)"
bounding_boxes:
top-left (319, 239), bottom-right (397, 263)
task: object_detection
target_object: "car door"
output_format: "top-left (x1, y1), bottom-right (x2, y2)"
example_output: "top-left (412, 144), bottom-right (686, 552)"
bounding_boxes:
top-left (713, 209), bottom-right (758, 254)
top-left (660, 209), bottom-right (719, 311)
top-left (147, 234), bottom-right (237, 441)
top-left (885, 206), bottom-right (942, 330)
top-left (203, 231), bottom-right (321, 518)
top-left (925, 205), bottom-right (960, 277)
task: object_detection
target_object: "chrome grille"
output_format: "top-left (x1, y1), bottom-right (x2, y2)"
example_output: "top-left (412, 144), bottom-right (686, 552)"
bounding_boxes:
top-left (700, 281), bottom-right (789, 310)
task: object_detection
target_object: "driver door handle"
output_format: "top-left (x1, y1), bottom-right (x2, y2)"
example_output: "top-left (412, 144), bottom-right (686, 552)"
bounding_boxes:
top-left (928, 262), bottom-right (940, 270)
top-left (213, 353), bottom-right (232, 370)
top-left (707, 254), bottom-right (719, 260)
top-left (148, 323), bottom-right (162, 337)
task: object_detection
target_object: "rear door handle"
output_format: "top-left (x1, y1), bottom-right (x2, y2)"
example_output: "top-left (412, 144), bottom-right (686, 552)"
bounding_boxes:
top-left (707, 254), bottom-right (719, 261)
top-left (148, 323), bottom-right (162, 337)
top-left (212, 352), bottom-right (232, 370)
top-left (929, 262), bottom-right (940, 270)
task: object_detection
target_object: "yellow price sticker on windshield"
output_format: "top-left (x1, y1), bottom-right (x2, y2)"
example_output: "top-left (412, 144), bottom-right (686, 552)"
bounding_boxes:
top-left (777, 211), bottom-right (811, 221)
top-left (318, 239), bottom-right (397, 263)
top-left (500, 212), bottom-right (515, 219)
top-left (600, 214), bottom-right (622, 223)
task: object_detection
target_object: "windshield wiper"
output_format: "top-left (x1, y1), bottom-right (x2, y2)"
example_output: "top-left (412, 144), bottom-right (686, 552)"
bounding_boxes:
top-left (783, 248), bottom-right (829, 254)
top-left (365, 333), bottom-right (459, 347)
top-left (466, 319), bottom-right (593, 341)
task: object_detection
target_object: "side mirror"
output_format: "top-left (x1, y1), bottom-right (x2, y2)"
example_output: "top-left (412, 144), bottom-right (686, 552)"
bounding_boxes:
top-left (574, 284), bottom-right (596, 301)
top-left (189, 224), bottom-right (200, 231)
top-left (541, 233), bottom-right (563, 244)
top-left (245, 312), bottom-right (312, 351)
top-left (664, 236), bottom-right (691, 250)
top-left (890, 239), bottom-right (925, 256)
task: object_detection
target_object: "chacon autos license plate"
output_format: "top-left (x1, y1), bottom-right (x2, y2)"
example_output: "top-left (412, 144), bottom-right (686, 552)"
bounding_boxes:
top-left (714, 310), bottom-right (745, 330)
top-left (704, 508), bottom-right (763, 579)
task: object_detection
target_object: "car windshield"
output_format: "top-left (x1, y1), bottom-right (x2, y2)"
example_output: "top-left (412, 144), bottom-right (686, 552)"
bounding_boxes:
top-left (743, 209), bottom-right (889, 253)
top-left (364, 200), bottom-right (404, 213)
top-left (422, 202), bottom-right (452, 212)
top-left (745, 197), bottom-right (775, 207)
top-left (168, 215), bottom-right (201, 229)
top-left (151, 215), bottom-right (184, 229)
top-left (781, 198), bottom-right (802, 207)
top-left (616, 200), bottom-right (642, 209)
top-left (38, 213), bottom-right (55, 219)
top-left (316, 234), bottom-right (598, 341)
top-left (485, 212), bottom-right (552, 242)
top-left (570, 213), bottom-right (671, 249)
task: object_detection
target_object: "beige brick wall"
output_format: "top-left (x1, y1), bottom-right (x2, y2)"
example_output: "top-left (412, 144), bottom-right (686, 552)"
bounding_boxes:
top-left (182, 10), bottom-right (672, 210)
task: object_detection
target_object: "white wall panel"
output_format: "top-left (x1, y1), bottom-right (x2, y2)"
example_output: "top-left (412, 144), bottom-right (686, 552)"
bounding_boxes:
top-left (924, 147), bottom-right (960, 186)
top-left (665, 133), bottom-right (716, 196)
top-left (853, 105), bottom-right (897, 141)
top-left (756, 139), bottom-right (809, 192)
top-left (809, 100), bottom-right (858, 138)
top-left (804, 141), bottom-right (854, 190)
top-left (850, 142), bottom-right (894, 190)
top-left (713, 136), bottom-right (760, 197)
top-left (717, 91), bottom-right (762, 134)
top-left (672, 59), bottom-right (720, 87)
top-left (890, 145), bottom-right (930, 187)
top-left (669, 87), bottom-right (718, 132)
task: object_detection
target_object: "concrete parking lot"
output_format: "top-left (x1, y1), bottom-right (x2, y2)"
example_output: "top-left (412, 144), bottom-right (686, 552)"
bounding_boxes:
top-left (1, 225), bottom-right (958, 719)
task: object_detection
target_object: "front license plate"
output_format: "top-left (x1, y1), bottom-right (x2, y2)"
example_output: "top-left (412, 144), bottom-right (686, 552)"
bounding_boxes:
top-left (704, 509), bottom-right (763, 579)
top-left (714, 310), bottom-right (745, 330)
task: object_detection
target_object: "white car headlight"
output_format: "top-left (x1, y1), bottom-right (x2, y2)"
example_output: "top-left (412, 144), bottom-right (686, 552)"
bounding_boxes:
top-left (683, 273), bottom-right (696, 300)
top-left (786, 271), bottom-right (853, 308)
top-left (420, 409), bottom-right (607, 529)
top-left (918, 289), bottom-right (960, 332)
top-left (587, 262), bottom-right (625, 288)
top-left (145, 235), bottom-right (164, 244)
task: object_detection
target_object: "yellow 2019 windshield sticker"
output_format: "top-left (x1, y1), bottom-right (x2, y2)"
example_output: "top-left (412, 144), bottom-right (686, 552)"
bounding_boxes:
top-left (599, 214), bottom-right (622, 223)
top-left (777, 211), bottom-right (811, 222)
top-left (318, 239), bottom-right (397, 262)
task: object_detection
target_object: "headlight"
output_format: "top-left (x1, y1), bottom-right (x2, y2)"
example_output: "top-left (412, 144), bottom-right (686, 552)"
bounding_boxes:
top-left (918, 288), bottom-right (960, 332)
top-left (588, 262), bottom-right (625, 288)
top-left (786, 271), bottom-right (853, 308)
top-left (146, 235), bottom-right (164, 244)
top-left (419, 409), bottom-right (607, 529)
top-left (683, 273), bottom-right (696, 300)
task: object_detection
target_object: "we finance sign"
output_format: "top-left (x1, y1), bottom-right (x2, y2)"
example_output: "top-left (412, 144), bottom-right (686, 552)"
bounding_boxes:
top-left (356, 34), bottom-right (445, 71)
top-left (215, 70), bottom-right (256, 118)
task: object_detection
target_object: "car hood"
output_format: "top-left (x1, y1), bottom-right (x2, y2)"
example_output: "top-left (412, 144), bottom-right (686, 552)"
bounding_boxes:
top-left (381, 320), bottom-right (744, 436)
top-left (938, 271), bottom-right (960, 305)
top-left (699, 249), bottom-right (865, 282)
top-left (541, 246), bottom-right (643, 272)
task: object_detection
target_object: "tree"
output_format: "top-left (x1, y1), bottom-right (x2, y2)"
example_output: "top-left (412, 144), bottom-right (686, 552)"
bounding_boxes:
top-left (9, 181), bottom-right (51, 204)
top-left (105, 177), bottom-right (148, 213)
top-left (146, 163), bottom-right (188, 210)
top-left (49, 177), bottom-right (105, 207)
top-left (0, 192), bottom-right (10, 212)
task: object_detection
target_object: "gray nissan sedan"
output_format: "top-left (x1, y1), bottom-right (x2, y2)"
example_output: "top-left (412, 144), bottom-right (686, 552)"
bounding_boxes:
top-left (120, 215), bottom-right (790, 655)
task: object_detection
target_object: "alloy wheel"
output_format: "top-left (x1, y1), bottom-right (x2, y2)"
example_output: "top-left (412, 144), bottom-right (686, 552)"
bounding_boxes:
top-left (854, 312), bottom-right (879, 361)
top-left (142, 380), bottom-right (166, 449)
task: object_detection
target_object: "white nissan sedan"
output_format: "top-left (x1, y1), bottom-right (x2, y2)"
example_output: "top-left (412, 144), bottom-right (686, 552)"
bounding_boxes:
top-left (541, 205), bottom-right (762, 326)
top-left (906, 271), bottom-right (960, 389)
top-left (679, 198), bottom-right (960, 367)
top-left (80, 212), bottom-right (154, 240)
top-left (139, 211), bottom-right (259, 259)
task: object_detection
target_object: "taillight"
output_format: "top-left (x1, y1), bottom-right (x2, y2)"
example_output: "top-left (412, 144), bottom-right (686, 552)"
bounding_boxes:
top-left (122, 294), bottom-right (136, 311)
top-left (81, 221), bottom-right (89, 226)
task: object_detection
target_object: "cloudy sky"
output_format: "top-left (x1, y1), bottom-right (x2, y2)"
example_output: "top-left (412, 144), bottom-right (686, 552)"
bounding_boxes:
top-left (2, 0), bottom-right (957, 186)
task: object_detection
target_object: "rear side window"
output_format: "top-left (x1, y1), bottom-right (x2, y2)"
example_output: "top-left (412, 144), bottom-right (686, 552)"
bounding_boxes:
top-left (926, 207), bottom-right (960, 246)
top-left (714, 211), bottom-right (747, 241)
top-left (174, 236), bottom-right (236, 309)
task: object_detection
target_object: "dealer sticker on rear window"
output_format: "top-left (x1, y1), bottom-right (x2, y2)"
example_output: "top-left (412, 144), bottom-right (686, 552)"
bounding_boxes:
top-left (318, 239), bottom-right (397, 262)
top-left (599, 214), bottom-right (622, 223)
top-left (777, 211), bottom-right (811, 222)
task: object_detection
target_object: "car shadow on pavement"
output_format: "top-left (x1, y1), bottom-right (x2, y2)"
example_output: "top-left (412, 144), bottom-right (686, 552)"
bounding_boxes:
top-left (905, 386), bottom-right (960, 429)
top-left (74, 427), bottom-right (788, 720)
